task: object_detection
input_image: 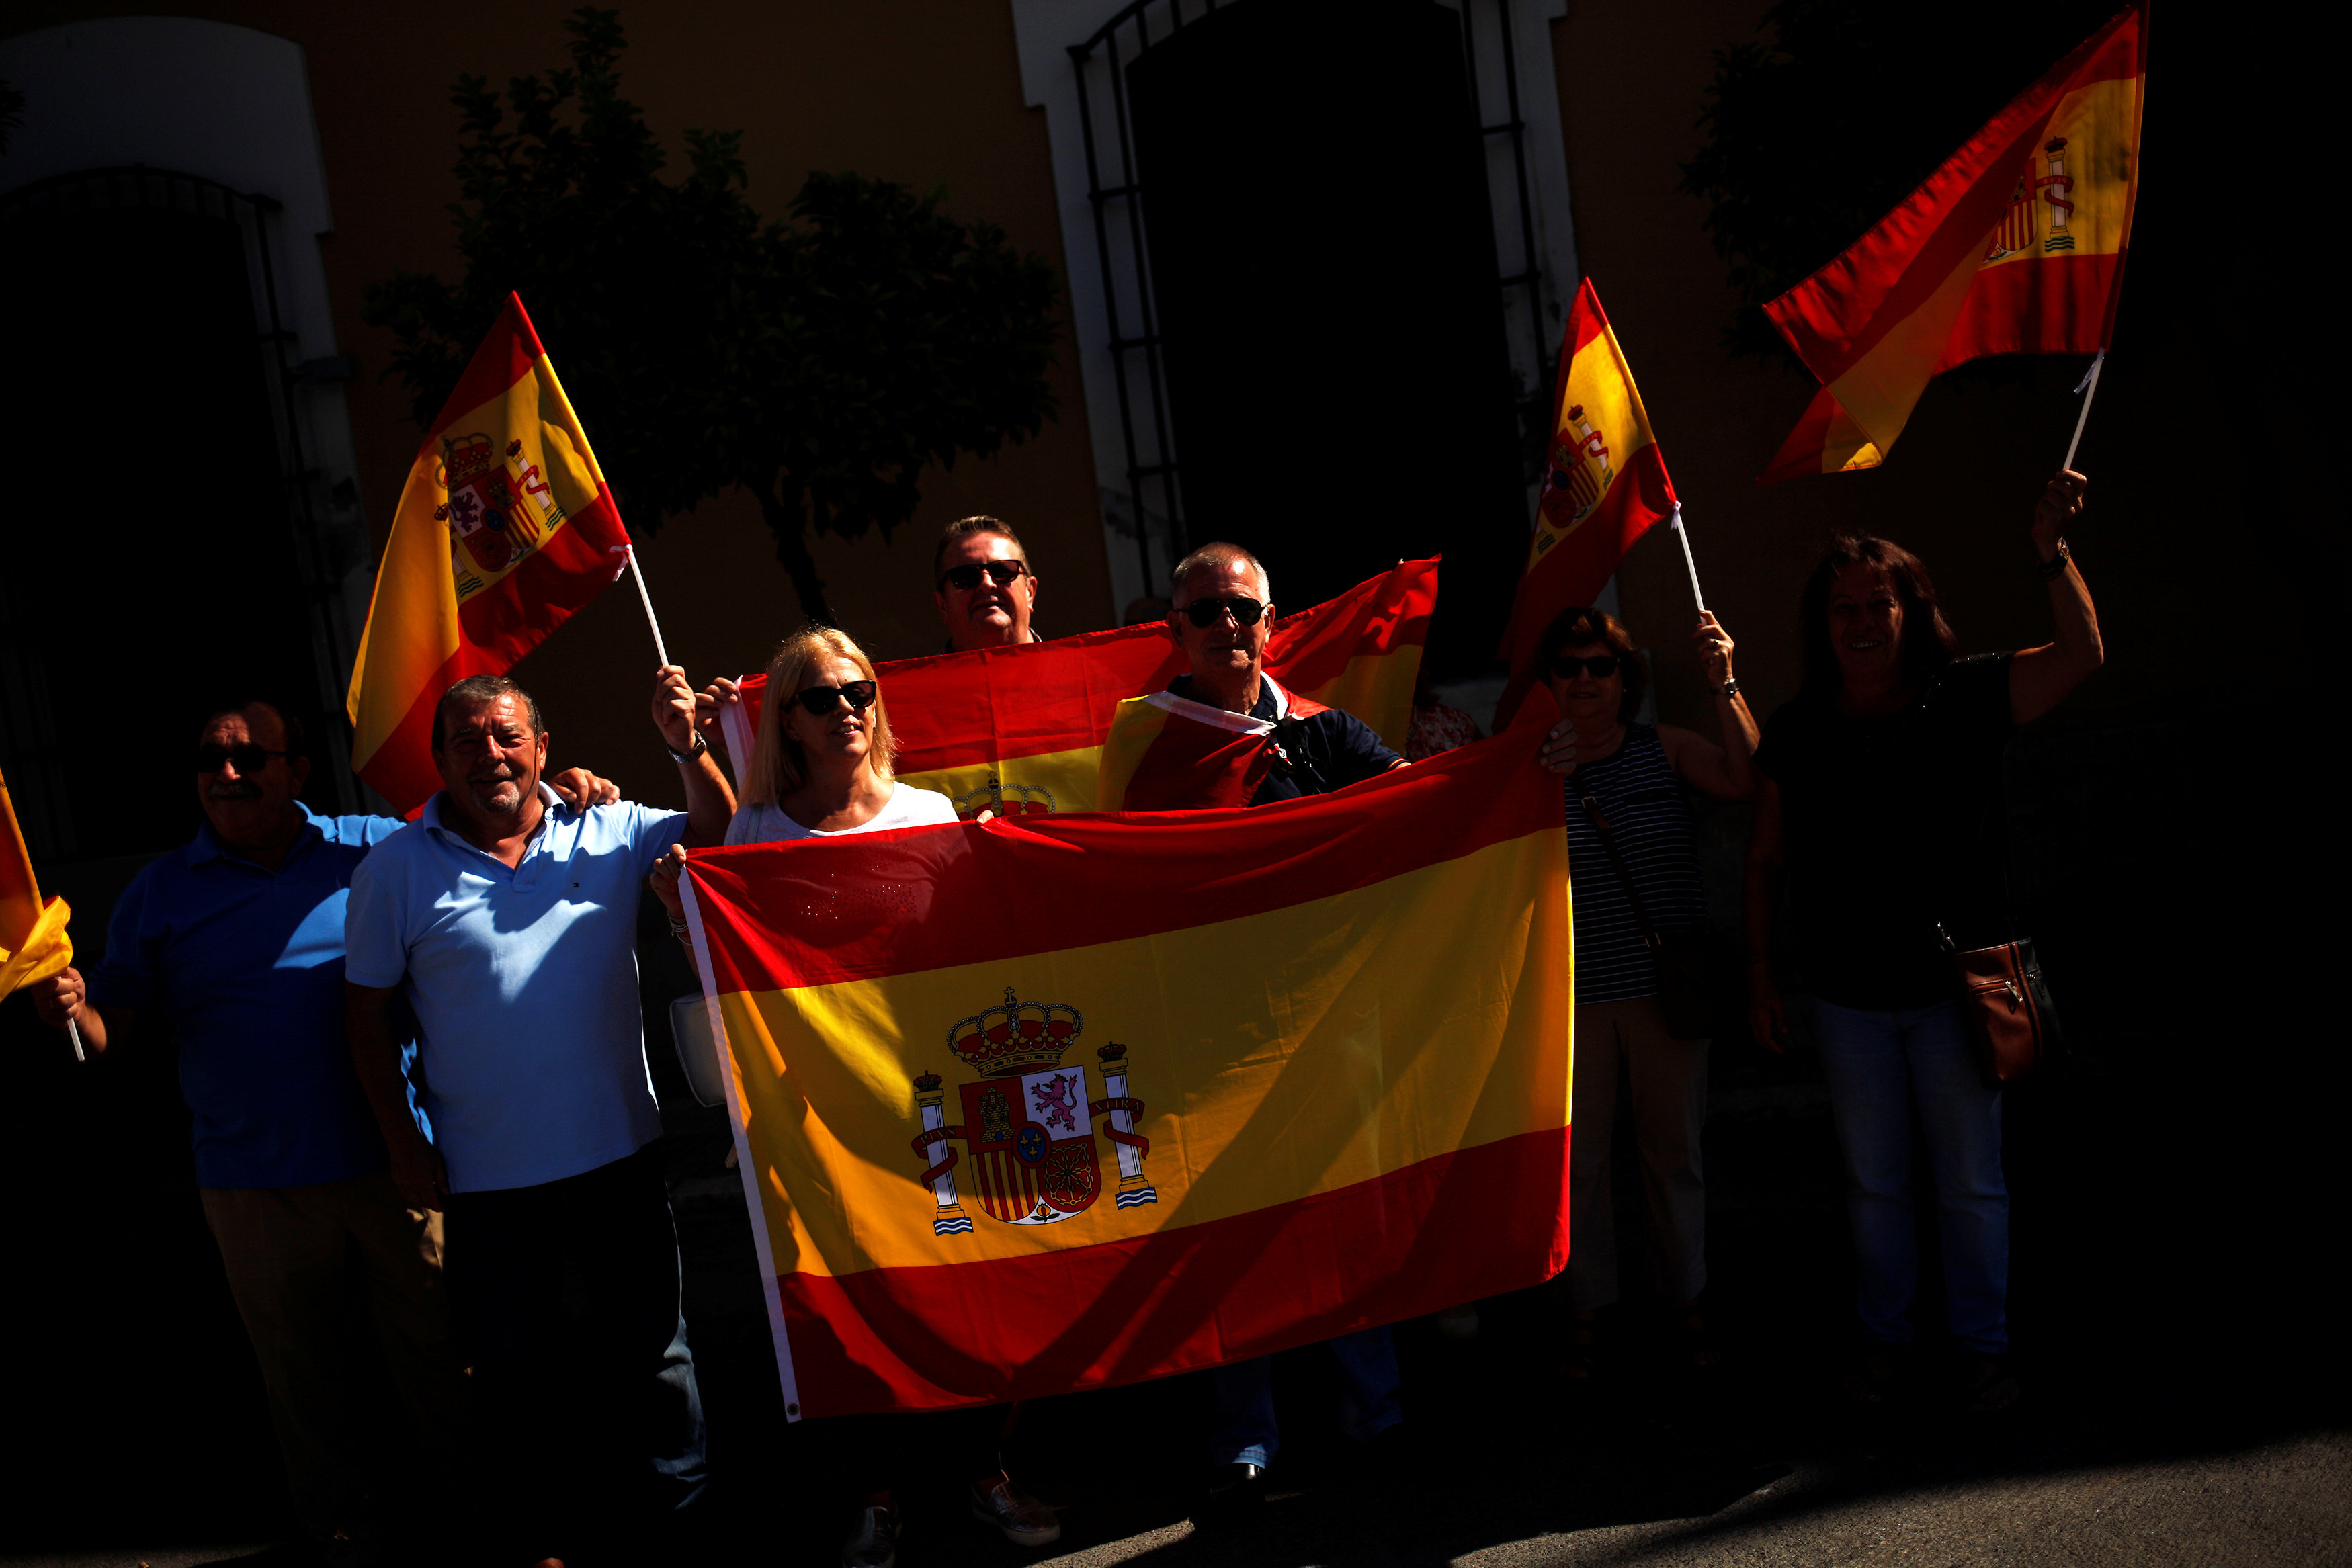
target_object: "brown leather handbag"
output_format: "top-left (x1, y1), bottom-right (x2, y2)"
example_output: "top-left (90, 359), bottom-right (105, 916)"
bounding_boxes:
top-left (1937, 925), bottom-right (2056, 1088)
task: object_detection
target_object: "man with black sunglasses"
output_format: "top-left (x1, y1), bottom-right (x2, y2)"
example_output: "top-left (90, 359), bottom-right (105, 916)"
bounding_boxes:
top-left (933, 515), bottom-right (1043, 652)
top-left (25, 699), bottom-right (618, 1561)
top-left (1165, 542), bottom-right (1406, 805)
top-left (1162, 543), bottom-right (1410, 1515)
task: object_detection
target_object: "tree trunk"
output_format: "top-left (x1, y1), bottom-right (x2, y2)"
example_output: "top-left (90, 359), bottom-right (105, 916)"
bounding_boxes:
top-left (752, 472), bottom-right (835, 626)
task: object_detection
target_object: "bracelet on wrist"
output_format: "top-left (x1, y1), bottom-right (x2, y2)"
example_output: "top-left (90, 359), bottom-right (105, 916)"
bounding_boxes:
top-left (1720, 677), bottom-right (1742, 699)
top-left (2035, 538), bottom-right (2070, 581)
top-left (666, 730), bottom-right (709, 765)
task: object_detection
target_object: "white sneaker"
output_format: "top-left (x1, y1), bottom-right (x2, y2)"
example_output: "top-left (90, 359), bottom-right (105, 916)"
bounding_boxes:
top-left (970, 1472), bottom-right (1062, 1548)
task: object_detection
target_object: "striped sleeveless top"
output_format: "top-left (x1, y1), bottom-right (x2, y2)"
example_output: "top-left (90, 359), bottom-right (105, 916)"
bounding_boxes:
top-left (1562, 725), bottom-right (1709, 1004)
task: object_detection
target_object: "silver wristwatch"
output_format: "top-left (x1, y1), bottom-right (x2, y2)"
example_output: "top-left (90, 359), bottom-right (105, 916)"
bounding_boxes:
top-left (667, 731), bottom-right (708, 765)
top-left (1721, 677), bottom-right (1742, 699)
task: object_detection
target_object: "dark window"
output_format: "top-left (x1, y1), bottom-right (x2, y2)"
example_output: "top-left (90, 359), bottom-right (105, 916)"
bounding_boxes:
top-left (1073, 0), bottom-right (1540, 677)
top-left (0, 169), bottom-right (353, 866)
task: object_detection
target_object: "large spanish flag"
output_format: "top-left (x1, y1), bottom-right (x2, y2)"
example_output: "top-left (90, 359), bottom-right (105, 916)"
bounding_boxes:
top-left (1494, 280), bottom-right (1676, 728)
top-left (0, 765), bottom-right (71, 999)
top-left (679, 700), bottom-right (1571, 1418)
top-left (1759, 3), bottom-right (2146, 482)
top-left (718, 558), bottom-right (1436, 818)
top-left (345, 294), bottom-right (631, 811)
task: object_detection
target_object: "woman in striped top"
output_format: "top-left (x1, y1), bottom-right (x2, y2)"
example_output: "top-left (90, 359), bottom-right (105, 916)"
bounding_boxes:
top-left (1536, 605), bottom-right (1759, 1378)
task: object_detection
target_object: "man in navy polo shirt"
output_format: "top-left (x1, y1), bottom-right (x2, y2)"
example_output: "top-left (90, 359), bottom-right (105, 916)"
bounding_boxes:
top-left (1165, 541), bottom-right (1405, 802)
top-left (27, 699), bottom-right (616, 1558)
top-left (1161, 542), bottom-right (1411, 1512)
top-left (343, 671), bottom-right (734, 1568)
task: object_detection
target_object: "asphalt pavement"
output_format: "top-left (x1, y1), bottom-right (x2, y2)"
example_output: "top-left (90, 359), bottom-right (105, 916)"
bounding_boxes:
top-left (8, 992), bottom-right (2341, 1567)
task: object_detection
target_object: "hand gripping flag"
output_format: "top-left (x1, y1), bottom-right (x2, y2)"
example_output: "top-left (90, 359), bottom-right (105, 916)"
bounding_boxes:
top-left (1493, 280), bottom-right (1677, 728)
top-left (345, 294), bottom-right (630, 812)
top-left (679, 699), bottom-right (1572, 1418)
top-left (718, 559), bottom-right (1437, 819)
top-left (1758, 3), bottom-right (2146, 482)
top-left (0, 766), bottom-right (72, 1000)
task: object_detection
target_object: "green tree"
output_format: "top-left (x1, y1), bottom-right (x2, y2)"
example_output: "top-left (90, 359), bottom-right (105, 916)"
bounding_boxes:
top-left (1679, 0), bottom-right (2119, 367)
top-left (364, 7), bottom-right (1060, 623)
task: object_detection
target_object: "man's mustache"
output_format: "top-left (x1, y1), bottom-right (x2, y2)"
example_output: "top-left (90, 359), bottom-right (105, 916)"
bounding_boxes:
top-left (205, 781), bottom-right (263, 800)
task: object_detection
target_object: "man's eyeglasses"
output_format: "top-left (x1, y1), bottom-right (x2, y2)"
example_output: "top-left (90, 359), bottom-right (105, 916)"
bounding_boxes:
top-left (1181, 595), bottom-right (1267, 628)
top-left (194, 744), bottom-right (288, 773)
top-left (1550, 654), bottom-right (1622, 680)
top-left (794, 680), bottom-right (878, 716)
top-left (939, 560), bottom-right (1028, 592)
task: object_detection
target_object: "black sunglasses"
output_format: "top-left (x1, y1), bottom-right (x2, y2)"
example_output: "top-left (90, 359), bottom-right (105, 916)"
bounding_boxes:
top-left (794, 680), bottom-right (878, 716)
top-left (1182, 595), bottom-right (1267, 628)
top-left (1550, 654), bottom-right (1622, 680)
top-left (194, 743), bottom-right (288, 773)
top-left (939, 560), bottom-right (1028, 592)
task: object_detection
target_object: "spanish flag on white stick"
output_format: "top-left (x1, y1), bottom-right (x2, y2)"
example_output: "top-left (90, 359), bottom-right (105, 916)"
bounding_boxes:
top-left (345, 293), bottom-right (646, 814)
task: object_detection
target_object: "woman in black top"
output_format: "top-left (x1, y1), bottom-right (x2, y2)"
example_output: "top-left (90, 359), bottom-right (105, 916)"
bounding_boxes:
top-left (1538, 604), bottom-right (1759, 1377)
top-left (1745, 470), bottom-right (2103, 1412)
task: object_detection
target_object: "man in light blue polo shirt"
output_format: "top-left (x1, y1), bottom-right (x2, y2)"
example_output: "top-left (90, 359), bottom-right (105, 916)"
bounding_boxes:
top-left (344, 670), bottom-right (733, 1567)
top-left (27, 698), bottom-right (615, 1559)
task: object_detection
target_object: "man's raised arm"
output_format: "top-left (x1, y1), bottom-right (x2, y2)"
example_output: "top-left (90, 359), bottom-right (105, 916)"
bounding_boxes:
top-left (653, 664), bottom-right (737, 846)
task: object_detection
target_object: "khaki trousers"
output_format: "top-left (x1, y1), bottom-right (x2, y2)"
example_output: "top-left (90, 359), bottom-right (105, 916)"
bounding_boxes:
top-left (1568, 996), bottom-right (1708, 1313)
top-left (200, 1169), bottom-right (470, 1540)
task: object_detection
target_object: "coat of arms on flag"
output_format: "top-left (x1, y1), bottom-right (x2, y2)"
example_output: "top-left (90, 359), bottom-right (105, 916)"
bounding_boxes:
top-left (910, 989), bottom-right (1154, 1236)
top-left (437, 433), bottom-right (552, 582)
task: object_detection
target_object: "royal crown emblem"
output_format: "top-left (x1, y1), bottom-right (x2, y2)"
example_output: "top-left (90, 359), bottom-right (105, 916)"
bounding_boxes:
top-left (952, 776), bottom-right (1057, 820)
top-left (910, 989), bottom-right (1156, 1235)
top-left (948, 986), bottom-right (1084, 1077)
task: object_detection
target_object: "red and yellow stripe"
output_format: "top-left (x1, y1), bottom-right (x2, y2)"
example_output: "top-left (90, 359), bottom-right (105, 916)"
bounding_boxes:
top-left (0, 765), bottom-right (71, 997)
top-left (681, 701), bottom-right (1572, 1417)
top-left (720, 558), bottom-right (1436, 818)
top-left (345, 293), bottom-right (630, 812)
top-left (1760, 4), bottom-right (2146, 482)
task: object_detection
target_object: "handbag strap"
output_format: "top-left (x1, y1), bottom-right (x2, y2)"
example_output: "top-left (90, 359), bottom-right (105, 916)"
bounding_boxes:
top-left (1573, 775), bottom-right (1667, 953)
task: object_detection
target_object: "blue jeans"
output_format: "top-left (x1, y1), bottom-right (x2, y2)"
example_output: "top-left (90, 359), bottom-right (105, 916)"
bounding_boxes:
top-left (1814, 998), bottom-right (2009, 1356)
top-left (1209, 1327), bottom-right (1402, 1467)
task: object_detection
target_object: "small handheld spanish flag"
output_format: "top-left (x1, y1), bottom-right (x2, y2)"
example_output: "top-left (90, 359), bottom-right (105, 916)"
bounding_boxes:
top-left (345, 294), bottom-right (631, 813)
top-left (1494, 279), bottom-right (1678, 728)
top-left (1758, 2), bottom-right (2146, 480)
top-left (0, 767), bottom-right (76, 1055)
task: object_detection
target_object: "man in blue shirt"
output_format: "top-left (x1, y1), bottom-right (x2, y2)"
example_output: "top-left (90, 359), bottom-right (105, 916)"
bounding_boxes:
top-left (344, 671), bottom-right (733, 1568)
top-left (1161, 543), bottom-right (1410, 1512)
top-left (27, 699), bottom-right (615, 1559)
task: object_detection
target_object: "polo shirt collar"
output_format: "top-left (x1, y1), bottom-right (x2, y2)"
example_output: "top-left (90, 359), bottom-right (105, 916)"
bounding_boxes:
top-left (187, 801), bottom-right (327, 869)
top-left (421, 783), bottom-right (566, 879)
top-left (1169, 672), bottom-right (1290, 721)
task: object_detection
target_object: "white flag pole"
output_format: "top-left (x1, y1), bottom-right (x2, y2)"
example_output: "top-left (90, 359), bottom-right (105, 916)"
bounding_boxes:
top-left (65, 1016), bottom-right (85, 1063)
top-left (2061, 349), bottom-right (2106, 472)
top-left (624, 546), bottom-right (671, 669)
top-left (1669, 503), bottom-right (1708, 615)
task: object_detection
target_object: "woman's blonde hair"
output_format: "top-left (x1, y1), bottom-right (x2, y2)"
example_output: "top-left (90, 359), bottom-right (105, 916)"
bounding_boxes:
top-left (741, 626), bottom-right (898, 804)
